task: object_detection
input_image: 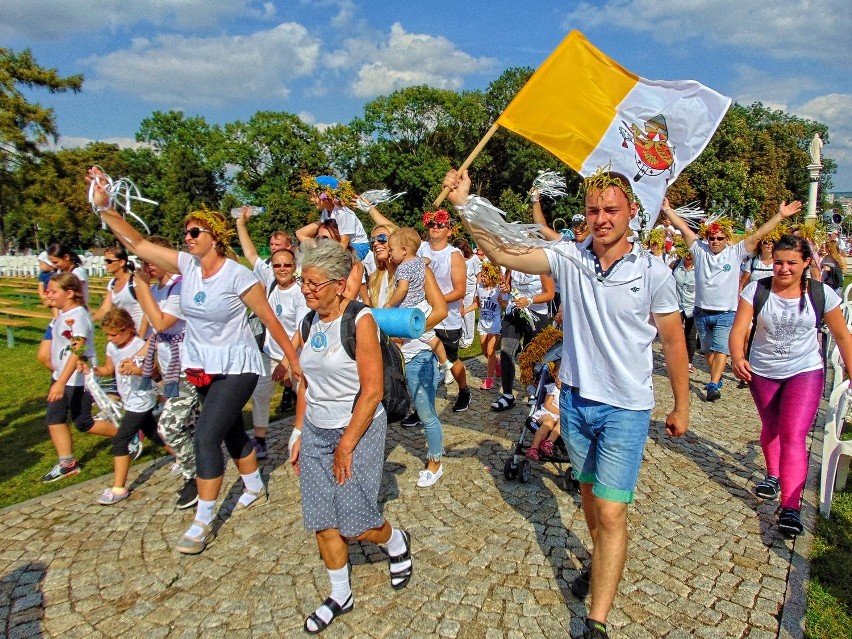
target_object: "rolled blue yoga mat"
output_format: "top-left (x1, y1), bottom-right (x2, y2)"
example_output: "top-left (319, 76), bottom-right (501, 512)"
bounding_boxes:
top-left (371, 308), bottom-right (425, 339)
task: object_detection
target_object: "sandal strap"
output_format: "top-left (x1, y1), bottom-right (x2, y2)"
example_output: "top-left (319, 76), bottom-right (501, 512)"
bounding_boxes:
top-left (184, 520), bottom-right (211, 542)
top-left (389, 531), bottom-right (411, 564)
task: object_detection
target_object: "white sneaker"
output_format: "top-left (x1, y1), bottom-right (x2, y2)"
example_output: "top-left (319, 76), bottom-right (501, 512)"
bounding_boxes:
top-left (416, 465), bottom-right (443, 488)
top-left (444, 369), bottom-right (455, 386)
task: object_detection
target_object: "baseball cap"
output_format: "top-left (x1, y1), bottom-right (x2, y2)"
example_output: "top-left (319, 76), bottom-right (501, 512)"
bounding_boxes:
top-left (571, 214), bottom-right (585, 225)
top-left (37, 251), bottom-right (53, 267)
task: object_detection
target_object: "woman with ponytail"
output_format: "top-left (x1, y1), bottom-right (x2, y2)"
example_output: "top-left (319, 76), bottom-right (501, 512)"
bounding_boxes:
top-left (729, 234), bottom-right (852, 536)
top-left (92, 245), bottom-right (144, 331)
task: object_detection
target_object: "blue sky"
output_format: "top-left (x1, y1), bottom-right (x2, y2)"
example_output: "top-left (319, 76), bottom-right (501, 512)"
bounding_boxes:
top-left (3, 0), bottom-right (850, 190)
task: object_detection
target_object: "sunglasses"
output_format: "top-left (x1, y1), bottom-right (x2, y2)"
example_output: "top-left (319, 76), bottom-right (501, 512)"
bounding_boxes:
top-left (184, 227), bottom-right (211, 239)
top-left (103, 258), bottom-right (121, 264)
top-left (272, 262), bottom-right (295, 269)
top-left (426, 222), bottom-right (448, 229)
top-left (370, 234), bottom-right (389, 245)
top-left (708, 236), bottom-right (727, 241)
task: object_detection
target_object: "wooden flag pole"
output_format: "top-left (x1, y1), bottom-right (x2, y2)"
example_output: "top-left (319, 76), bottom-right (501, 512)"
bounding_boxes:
top-left (432, 122), bottom-right (500, 208)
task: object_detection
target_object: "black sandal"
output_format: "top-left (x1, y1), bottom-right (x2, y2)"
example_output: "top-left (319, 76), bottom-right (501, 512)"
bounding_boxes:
top-left (389, 530), bottom-right (413, 590)
top-left (304, 594), bottom-right (353, 634)
top-left (491, 395), bottom-right (515, 412)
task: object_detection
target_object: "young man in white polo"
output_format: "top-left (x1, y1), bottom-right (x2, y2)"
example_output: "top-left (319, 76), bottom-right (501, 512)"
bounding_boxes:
top-left (444, 168), bottom-right (689, 639)
top-left (663, 198), bottom-right (801, 401)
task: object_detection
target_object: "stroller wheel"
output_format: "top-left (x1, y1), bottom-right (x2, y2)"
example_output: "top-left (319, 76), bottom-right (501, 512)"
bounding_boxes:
top-left (519, 459), bottom-right (532, 483)
top-left (563, 467), bottom-right (579, 493)
top-left (503, 457), bottom-right (518, 481)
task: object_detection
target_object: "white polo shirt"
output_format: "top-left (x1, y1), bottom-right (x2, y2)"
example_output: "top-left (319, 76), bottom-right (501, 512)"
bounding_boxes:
top-left (544, 240), bottom-right (679, 410)
top-left (691, 241), bottom-right (750, 311)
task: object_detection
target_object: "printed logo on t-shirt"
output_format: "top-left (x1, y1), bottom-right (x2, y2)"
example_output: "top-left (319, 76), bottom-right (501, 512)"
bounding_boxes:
top-left (723, 264), bottom-right (732, 272)
top-left (275, 303), bottom-right (282, 316)
top-left (631, 286), bottom-right (640, 293)
top-left (194, 291), bottom-right (206, 305)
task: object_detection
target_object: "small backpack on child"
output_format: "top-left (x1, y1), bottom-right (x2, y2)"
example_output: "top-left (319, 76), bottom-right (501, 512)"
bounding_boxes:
top-left (300, 300), bottom-right (411, 423)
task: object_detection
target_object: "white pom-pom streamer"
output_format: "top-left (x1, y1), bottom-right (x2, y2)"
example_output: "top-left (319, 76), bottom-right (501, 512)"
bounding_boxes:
top-left (670, 201), bottom-right (706, 229)
top-left (88, 167), bottom-right (156, 234)
top-left (531, 170), bottom-right (568, 200)
top-left (354, 189), bottom-right (407, 212)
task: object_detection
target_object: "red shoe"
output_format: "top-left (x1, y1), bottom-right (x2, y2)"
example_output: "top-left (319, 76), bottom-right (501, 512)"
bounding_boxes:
top-left (525, 447), bottom-right (540, 461)
top-left (540, 440), bottom-right (555, 457)
top-left (480, 377), bottom-right (494, 390)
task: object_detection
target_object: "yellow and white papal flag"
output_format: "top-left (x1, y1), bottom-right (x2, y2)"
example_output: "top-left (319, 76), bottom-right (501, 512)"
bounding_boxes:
top-left (496, 30), bottom-right (731, 229)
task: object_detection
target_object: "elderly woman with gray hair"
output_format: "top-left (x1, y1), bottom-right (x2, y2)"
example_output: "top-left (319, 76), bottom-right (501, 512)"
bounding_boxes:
top-left (288, 238), bottom-right (412, 634)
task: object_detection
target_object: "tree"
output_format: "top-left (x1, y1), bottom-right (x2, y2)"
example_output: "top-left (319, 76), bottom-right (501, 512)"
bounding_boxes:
top-left (0, 48), bottom-right (83, 251)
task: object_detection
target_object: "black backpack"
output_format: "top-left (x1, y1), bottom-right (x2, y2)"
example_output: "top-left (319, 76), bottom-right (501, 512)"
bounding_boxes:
top-left (248, 279), bottom-right (279, 350)
top-left (300, 300), bottom-right (411, 423)
top-left (747, 277), bottom-right (826, 357)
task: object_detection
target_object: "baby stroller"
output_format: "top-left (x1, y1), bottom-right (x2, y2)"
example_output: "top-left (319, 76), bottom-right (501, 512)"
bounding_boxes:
top-left (503, 340), bottom-right (578, 492)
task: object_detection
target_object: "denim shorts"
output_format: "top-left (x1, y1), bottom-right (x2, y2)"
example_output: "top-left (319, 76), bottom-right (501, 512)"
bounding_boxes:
top-left (693, 308), bottom-right (735, 355)
top-left (559, 386), bottom-right (651, 503)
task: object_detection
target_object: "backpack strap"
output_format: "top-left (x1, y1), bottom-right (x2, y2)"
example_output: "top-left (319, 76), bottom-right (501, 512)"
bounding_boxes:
top-left (747, 278), bottom-right (773, 358)
top-left (807, 278), bottom-right (826, 327)
top-left (166, 275), bottom-right (182, 296)
top-left (127, 273), bottom-right (137, 300)
top-left (268, 279), bottom-right (277, 298)
top-left (300, 310), bottom-right (316, 344)
top-left (339, 301), bottom-right (366, 361)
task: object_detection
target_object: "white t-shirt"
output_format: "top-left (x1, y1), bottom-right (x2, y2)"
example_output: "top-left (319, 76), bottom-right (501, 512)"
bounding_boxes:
top-left (742, 281), bottom-right (840, 379)
top-left (476, 285), bottom-right (502, 334)
top-left (266, 283), bottom-right (309, 361)
top-left (465, 255), bottom-right (482, 298)
top-left (177, 253), bottom-right (264, 375)
top-left (690, 241), bottom-right (750, 311)
top-left (544, 241), bottom-right (679, 410)
top-left (108, 276), bottom-right (144, 330)
top-left (50, 305), bottom-right (95, 386)
top-left (328, 206), bottom-right (369, 244)
top-left (252, 257), bottom-right (273, 287)
top-left (300, 306), bottom-right (383, 429)
top-left (507, 271), bottom-right (549, 316)
top-left (149, 274), bottom-right (184, 371)
top-left (362, 250), bottom-right (377, 276)
top-left (71, 265), bottom-right (89, 306)
top-left (418, 242), bottom-right (462, 330)
top-left (106, 336), bottom-right (158, 412)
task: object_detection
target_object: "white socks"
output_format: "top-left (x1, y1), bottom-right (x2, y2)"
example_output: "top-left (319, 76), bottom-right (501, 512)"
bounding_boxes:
top-left (238, 470), bottom-right (264, 508)
top-left (186, 498), bottom-right (216, 538)
top-left (305, 565), bottom-right (352, 632)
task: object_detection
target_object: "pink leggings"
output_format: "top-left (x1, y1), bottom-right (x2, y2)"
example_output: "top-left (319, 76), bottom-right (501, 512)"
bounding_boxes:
top-left (749, 369), bottom-right (824, 509)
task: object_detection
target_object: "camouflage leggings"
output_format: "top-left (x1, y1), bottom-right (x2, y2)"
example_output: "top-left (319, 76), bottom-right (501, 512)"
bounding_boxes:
top-left (157, 378), bottom-right (200, 480)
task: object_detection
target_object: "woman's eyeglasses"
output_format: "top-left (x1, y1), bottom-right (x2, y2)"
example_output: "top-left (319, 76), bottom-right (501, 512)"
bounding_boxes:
top-left (103, 258), bottom-right (121, 264)
top-left (301, 279), bottom-right (336, 292)
top-left (272, 262), bottom-right (295, 269)
top-left (369, 234), bottom-right (389, 245)
top-left (184, 227), bottom-right (210, 239)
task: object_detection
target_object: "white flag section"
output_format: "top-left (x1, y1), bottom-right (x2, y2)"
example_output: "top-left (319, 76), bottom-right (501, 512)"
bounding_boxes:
top-left (580, 79), bottom-right (731, 230)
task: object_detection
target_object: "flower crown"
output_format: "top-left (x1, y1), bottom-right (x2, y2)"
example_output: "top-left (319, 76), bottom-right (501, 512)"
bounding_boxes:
top-left (185, 207), bottom-right (235, 247)
top-left (672, 235), bottom-right (690, 259)
top-left (583, 162), bottom-right (640, 209)
top-left (790, 221), bottom-right (827, 245)
top-left (699, 218), bottom-right (734, 239)
top-left (299, 174), bottom-right (356, 204)
top-left (479, 261), bottom-right (502, 287)
top-left (422, 209), bottom-right (451, 226)
top-left (646, 228), bottom-right (666, 248)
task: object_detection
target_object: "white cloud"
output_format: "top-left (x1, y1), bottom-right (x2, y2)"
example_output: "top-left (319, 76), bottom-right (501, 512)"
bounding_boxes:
top-left (794, 93), bottom-right (852, 187)
top-left (565, 0), bottom-right (851, 65)
top-left (85, 23), bottom-right (321, 107)
top-left (0, 0), bottom-right (270, 39)
top-left (334, 23), bottom-right (495, 98)
top-left (43, 136), bottom-right (150, 151)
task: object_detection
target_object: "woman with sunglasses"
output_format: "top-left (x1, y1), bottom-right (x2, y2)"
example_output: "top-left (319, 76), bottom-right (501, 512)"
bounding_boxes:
top-left (739, 236), bottom-right (776, 292)
top-left (248, 247), bottom-right (308, 459)
top-left (86, 167), bottom-right (301, 555)
top-left (92, 245), bottom-right (145, 332)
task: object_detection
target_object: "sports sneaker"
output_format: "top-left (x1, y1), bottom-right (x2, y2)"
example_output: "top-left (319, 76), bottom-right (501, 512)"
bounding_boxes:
top-left (176, 478), bottom-right (199, 510)
top-left (583, 618), bottom-right (609, 639)
top-left (97, 488), bottom-right (130, 505)
top-left (778, 508), bottom-right (804, 537)
top-left (444, 369), bottom-right (455, 386)
top-left (401, 412), bottom-right (421, 428)
top-left (706, 383), bottom-right (721, 402)
top-left (570, 568), bottom-right (590, 598)
top-left (128, 432), bottom-right (144, 460)
top-left (41, 461), bottom-right (80, 483)
top-left (254, 440), bottom-right (268, 460)
top-left (688, 363), bottom-right (695, 373)
top-left (480, 377), bottom-right (494, 390)
top-left (439, 360), bottom-right (454, 373)
top-left (452, 387), bottom-right (471, 412)
top-left (279, 387), bottom-right (296, 412)
top-left (755, 475), bottom-right (780, 499)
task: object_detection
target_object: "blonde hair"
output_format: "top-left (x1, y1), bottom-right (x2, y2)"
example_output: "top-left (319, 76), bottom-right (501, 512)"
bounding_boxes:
top-left (390, 227), bottom-right (421, 255)
top-left (49, 273), bottom-right (86, 309)
top-left (184, 208), bottom-right (237, 259)
top-left (101, 307), bottom-right (135, 333)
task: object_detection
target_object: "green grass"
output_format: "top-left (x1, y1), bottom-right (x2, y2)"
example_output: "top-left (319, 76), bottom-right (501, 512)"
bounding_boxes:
top-left (807, 488), bottom-right (852, 639)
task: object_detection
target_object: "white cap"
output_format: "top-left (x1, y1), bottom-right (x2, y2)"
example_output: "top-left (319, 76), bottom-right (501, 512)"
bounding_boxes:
top-left (37, 251), bottom-right (53, 267)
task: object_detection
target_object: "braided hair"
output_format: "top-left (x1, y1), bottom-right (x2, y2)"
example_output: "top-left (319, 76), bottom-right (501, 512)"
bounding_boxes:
top-left (772, 234), bottom-right (812, 312)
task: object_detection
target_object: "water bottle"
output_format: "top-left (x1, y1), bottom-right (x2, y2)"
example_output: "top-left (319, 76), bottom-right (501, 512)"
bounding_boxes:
top-left (230, 205), bottom-right (266, 219)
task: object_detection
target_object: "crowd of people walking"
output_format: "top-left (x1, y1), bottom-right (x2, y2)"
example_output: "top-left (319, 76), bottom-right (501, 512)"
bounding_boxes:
top-left (25, 163), bottom-right (848, 638)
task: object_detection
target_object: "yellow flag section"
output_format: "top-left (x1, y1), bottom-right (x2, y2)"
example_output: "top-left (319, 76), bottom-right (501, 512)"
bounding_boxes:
top-left (496, 30), bottom-right (731, 227)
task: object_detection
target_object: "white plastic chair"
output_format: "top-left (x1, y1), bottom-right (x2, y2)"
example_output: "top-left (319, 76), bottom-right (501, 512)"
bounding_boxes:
top-left (839, 301), bottom-right (852, 324)
top-left (843, 282), bottom-right (852, 304)
top-left (819, 380), bottom-right (852, 517)
top-left (829, 345), bottom-right (846, 391)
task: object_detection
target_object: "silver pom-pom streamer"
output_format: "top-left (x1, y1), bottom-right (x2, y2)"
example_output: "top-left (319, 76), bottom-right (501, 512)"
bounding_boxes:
top-left (458, 196), bottom-right (642, 287)
top-left (354, 189), bottom-right (407, 212)
top-left (671, 201), bottom-right (706, 229)
top-left (531, 170), bottom-right (568, 200)
top-left (88, 166), bottom-right (156, 234)
top-left (85, 371), bottom-right (123, 429)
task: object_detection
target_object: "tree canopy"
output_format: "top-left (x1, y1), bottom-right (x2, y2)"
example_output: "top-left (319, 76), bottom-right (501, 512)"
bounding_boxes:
top-left (0, 50), bottom-right (838, 252)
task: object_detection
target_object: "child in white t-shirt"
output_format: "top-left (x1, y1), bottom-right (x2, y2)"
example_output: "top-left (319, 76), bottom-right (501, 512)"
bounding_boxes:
top-left (463, 262), bottom-right (503, 390)
top-left (81, 308), bottom-right (160, 505)
top-left (526, 361), bottom-right (562, 461)
top-left (386, 227), bottom-right (454, 373)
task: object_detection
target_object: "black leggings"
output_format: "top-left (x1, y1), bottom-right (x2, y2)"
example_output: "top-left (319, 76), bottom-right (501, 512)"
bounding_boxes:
top-left (500, 309), bottom-right (550, 395)
top-left (682, 311), bottom-right (698, 363)
top-left (194, 373), bottom-right (258, 479)
top-left (113, 410), bottom-right (159, 456)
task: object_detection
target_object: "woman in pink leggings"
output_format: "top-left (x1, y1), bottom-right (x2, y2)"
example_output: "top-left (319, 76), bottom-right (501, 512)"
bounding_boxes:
top-left (729, 234), bottom-right (852, 536)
